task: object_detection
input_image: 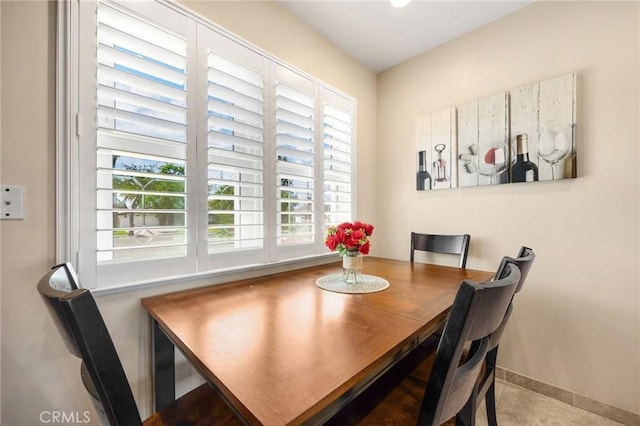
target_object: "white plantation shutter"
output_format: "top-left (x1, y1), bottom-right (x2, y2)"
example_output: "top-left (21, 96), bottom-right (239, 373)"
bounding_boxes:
top-left (71, 0), bottom-right (356, 289)
top-left (84, 0), bottom-right (197, 287)
top-left (199, 28), bottom-right (266, 267)
top-left (275, 66), bottom-right (317, 249)
top-left (322, 89), bottom-right (355, 230)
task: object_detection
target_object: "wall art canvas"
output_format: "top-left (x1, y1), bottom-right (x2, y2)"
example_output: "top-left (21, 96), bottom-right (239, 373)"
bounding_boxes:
top-left (415, 72), bottom-right (577, 191)
top-left (510, 72), bottom-right (576, 182)
top-left (416, 107), bottom-right (457, 190)
top-left (457, 92), bottom-right (509, 186)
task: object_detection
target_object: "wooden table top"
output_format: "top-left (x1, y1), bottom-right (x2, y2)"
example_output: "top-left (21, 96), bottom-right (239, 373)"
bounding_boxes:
top-left (142, 257), bottom-right (493, 425)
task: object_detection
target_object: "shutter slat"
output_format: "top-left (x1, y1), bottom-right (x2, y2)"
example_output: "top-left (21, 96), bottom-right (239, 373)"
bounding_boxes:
top-left (97, 130), bottom-right (187, 160)
top-left (208, 178), bottom-right (263, 190)
top-left (98, 84), bottom-right (186, 122)
top-left (277, 134), bottom-right (314, 151)
top-left (208, 99), bottom-right (264, 128)
top-left (99, 105), bottom-right (187, 134)
top-left (324, 146), bottom-right (351, 159)
top-left (208, 83), bottom-right (263, 114)
top-left (276, 120), bottom-right (314, 140)
top-left (277, 173), bottom-right (314, 184)
top-left (208, 115), bottom-right (263, 141)
top-left (209, 163), bottom-right (263, 178)
top-left (208, 130), bottom-right (264, 151)
top-left (98, 65), bottom-right (186, 104)
top-left (98, 44), bottom-right (186, 87)
top-left (276, 109), bottom-right (314, 130)
top-left (99, 2), bottom-right (186, 56)
top-left (209, 54), bottom-right (263, 88)
top-left (208, 146), bottom-right (263, 164)
top-left (276, 146), bottom-right (314, 163)
top-left (208, 68), bottom-right (263, 100)
top-left (276, 95), bottom-right (314, 118)
top-left (324, 127), bottom-right (352, 144)
top-left (277, 162), bottom-right (314, 179)
top-left (98, 24), bottom-right (186, 68)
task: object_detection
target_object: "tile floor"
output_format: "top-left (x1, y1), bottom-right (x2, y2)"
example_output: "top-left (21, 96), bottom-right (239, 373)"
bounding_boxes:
top-left (475, 380), bottom-right (624, 426)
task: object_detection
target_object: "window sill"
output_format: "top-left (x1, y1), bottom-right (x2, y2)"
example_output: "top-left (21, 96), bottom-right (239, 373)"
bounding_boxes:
top-left (91, 252), bottom-right (340, 296)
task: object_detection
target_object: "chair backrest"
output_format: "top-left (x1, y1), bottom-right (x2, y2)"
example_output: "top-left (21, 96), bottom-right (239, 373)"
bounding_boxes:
top-left (418, 261), bottom-right (521, 425)
top-left (511, 246), bottom-right (535, 293)
top-left (37, 264), bottom-right (142, 426)
top-left (487, 246), bottom-right (536, 351)
top-left (410, 232), bottom-right (471, 268)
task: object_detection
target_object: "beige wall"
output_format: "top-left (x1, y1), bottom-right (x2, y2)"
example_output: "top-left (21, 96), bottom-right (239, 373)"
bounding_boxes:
top-left (0, 1), bottom-right (376, 424)
top-left (376, 0), bottom-right (639, 414)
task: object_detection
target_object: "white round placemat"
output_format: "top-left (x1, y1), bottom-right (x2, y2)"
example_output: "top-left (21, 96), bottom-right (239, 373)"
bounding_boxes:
top-left (315, 273), bottom-right (390, 294)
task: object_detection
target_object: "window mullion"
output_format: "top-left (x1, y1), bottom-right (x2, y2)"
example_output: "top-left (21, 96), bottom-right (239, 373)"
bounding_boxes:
top-left (185, 17), bottom-right (199, 272)
top-left (263, 59), bottom-right (276, 263)
top-left (313, 84), bottom-right (325, 254)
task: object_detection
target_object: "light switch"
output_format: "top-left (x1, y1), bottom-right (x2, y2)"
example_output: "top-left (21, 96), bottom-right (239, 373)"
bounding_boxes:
top-left (1, 185), bottom-right (25, 220)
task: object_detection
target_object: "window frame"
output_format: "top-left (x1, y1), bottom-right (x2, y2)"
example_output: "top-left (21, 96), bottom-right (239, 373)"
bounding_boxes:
top-left (57, 0), bottom-right (357, 292)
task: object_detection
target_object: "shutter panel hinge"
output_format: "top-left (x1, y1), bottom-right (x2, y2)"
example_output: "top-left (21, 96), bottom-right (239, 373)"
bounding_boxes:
top-left (75, 113), bottom-right (80, 137)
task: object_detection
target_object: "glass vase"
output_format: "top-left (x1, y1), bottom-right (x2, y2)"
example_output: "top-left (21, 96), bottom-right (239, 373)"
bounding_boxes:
top-left (342, 251), bottom-right (363, 284)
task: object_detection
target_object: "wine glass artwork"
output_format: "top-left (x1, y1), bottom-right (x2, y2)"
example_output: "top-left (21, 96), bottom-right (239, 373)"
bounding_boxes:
top-left (538, 121), bottom-right (572, 180)
top-left (478, 140), bottom-right (510, 185)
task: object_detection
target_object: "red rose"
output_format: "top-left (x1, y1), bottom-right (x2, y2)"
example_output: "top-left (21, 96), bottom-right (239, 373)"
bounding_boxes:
top-left (345, 239), bottom-right (357, 250)
top-left (364, 224), bottom-right (374, 236)
top-left (351, 230), bottom-right (364, 241)
top-left (359, 242), bottom-right (370, 254)
top-left (353, 220), bottom-right (365, 231)
top-left (338, 222), bottom-right (352, 231)
top-left (335, 228), bottom-right (346, 243)
top-left (325, 235), bottom-right (338, 251)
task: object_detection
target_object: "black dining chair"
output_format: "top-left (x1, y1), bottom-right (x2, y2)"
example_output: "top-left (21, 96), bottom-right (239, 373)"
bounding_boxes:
top-left (456, 246), bottom-right (536, 426)
top-left (37, 263), bottom-right (242, 426)
top-left (410, 232), bottom-right (471, 268)
top-left (325, 258), bottom-right (521, 426)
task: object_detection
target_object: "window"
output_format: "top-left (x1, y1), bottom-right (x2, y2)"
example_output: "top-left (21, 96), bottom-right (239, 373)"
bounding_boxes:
top-left (60, 0), bottom-right (356, 289)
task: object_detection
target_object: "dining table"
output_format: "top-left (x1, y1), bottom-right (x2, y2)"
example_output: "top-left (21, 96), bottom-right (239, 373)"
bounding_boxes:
top-left (141, 256), bottom-right (494, 425)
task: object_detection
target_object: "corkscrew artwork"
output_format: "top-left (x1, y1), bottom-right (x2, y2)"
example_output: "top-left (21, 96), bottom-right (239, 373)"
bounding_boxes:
top-left (433, 144), bottom-right (449, 184)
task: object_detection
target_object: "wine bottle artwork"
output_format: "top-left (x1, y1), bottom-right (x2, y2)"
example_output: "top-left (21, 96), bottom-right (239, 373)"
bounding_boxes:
top-left (512, 133), bottom-right (539, 182)
top-left (416, 150), bottom-right (432, 191)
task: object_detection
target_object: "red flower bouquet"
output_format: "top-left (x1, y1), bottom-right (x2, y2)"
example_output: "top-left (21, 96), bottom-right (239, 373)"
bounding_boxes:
top-left (325, 221), bottom-right (375, 256)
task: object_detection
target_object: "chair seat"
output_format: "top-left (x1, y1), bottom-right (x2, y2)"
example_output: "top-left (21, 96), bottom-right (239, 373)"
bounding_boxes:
top-left (143, 383), bottom-right (242, 426)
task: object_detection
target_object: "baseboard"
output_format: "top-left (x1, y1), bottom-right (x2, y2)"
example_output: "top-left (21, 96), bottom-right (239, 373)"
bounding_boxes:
top-left (496, 367), bottom-right (640, 426)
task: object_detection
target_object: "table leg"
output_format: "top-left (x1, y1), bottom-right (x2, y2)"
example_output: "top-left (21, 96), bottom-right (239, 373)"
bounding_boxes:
top-left (151, 318), bottom-right (175, 410)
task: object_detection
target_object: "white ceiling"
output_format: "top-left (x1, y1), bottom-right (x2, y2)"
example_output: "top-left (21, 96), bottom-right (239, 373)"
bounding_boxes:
top-left (277, 0), bottom-right (535, 72)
